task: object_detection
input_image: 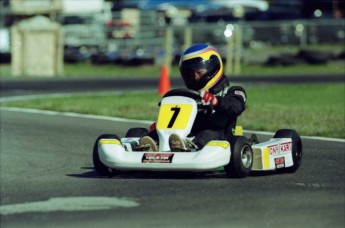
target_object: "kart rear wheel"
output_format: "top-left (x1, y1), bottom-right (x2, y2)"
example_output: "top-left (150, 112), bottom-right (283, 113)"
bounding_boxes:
top-left (125, 128), bottom-right (149, 137)
top-left (273, 129), bottom-right (302, 173)
top-left (93, 134), bottom-right (119, 177)
top-left (224, 136), bottom-right (253, 178)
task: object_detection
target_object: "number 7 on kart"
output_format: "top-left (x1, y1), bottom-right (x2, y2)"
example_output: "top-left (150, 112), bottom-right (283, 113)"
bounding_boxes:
top-left (157, 104), bottom-right (193, 130)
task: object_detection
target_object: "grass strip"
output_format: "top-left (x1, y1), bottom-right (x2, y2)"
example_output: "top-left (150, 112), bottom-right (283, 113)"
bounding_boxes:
top-left (1, 83), bottom-right (344, 138)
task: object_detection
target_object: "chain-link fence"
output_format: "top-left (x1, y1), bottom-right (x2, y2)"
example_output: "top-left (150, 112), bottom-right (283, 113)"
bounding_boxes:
top-left (93, 16), bottom-right (344, 73)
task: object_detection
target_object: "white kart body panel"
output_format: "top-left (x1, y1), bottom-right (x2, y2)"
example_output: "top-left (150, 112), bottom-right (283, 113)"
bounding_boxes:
top-left (251, 138), bottom-right (294, 171)
top-left (98, 138), bottom-right (231, 171)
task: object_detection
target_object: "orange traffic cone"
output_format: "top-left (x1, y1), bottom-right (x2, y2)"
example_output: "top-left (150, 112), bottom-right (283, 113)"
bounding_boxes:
top-left (158, 64), bottom-right (171, 95)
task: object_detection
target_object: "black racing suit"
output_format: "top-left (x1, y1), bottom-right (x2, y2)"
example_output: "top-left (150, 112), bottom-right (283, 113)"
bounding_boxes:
top-left (191, 75), bottom-right (247, 147)
top-left (148, 75), bottom-right (246, 148)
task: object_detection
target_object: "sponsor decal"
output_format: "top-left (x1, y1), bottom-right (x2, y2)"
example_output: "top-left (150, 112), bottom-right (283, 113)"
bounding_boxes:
top-left (275, 157), bottom-right (285, 169)
top-left (142, 153), bottom-right (174, 163)
top-left (268, 144), bottom-right (279, 155)
top-left (280, 142), bottom-right (292, 153)
top-left (267, 142), bottom-right (292, 156)
top-left (234, 90), bottom-right (246, 102)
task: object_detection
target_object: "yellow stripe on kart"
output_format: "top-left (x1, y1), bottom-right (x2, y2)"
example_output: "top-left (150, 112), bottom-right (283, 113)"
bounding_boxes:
top-left (206, 141), bottom-right (229, 149)
top-left (263, 147), bottom-right (270, 169)
top-left (99, 139), bottom-right (121, 145)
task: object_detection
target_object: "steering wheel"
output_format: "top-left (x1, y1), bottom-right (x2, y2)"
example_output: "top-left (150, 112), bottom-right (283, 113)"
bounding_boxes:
top-left (163, 88), bottom-right (200, 100)
top-left (163, 88), bottom-right (213, 115)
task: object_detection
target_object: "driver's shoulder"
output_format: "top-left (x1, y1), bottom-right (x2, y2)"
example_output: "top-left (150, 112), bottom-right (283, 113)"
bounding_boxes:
top-left (226, 86), bottom-right (247, 103)
top-left (228, 85), bottom-right (246, 93)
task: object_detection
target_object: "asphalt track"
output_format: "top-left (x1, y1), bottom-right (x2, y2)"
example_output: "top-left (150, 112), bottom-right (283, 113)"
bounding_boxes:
top-left (0, 76), bottom-right (344, 227)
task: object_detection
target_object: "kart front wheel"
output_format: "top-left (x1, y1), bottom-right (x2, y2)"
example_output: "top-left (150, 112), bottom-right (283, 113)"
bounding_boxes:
top-left (92, 134), bottom-right (119, 177)
top-left (273, 129), bottom-right (302, 173)
top-left (224, 136), bottom-right (253, 178)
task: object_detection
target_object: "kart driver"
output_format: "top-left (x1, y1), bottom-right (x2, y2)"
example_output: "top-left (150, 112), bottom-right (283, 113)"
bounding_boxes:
top-left (137, 43), bottom-right (247, 152)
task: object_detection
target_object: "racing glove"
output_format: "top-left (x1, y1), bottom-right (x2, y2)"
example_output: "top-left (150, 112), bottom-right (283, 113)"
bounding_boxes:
top-left (200, 91), bottom-right (218, 106)
top-left (149, 122), bottom-right (156, 132)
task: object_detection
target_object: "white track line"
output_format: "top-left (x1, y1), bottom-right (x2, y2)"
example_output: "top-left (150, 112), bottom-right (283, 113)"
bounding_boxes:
top-left (1, 106), bottom-right (344, 143)
top-left (0, 106), bottom-right (153, 125)
top-left (0, 90), bottom-right (153, 103)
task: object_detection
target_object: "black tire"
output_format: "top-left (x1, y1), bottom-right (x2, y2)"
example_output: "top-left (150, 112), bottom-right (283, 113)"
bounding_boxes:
top-left (264, 54), bottom-right (300, 66)
top-left (224, 136), bottom-right (253, 178)
top-left (125, 128), bottom-right (149, 138)
top-left (296, 50), bottom-right (330, 64)
top-left (92, 134), bottom-right (119, 177)
top-left (273, 129), bottom-right (302, 173)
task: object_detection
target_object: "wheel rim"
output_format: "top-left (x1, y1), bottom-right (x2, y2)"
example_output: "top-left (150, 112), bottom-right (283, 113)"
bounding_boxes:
top-left (241, 145), bottom-right (253, 169)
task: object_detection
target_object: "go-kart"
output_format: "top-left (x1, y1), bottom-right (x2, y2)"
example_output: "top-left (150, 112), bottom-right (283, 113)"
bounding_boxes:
top-left (93, 88), bottom-right (302, 178)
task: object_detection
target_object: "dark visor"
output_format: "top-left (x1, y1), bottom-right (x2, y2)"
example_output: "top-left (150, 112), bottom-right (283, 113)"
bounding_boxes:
top-left (179, 55), bottom-right (220, 90)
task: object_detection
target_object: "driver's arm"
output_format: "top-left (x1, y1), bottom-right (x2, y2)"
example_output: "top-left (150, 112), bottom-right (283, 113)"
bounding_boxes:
top-left (215, 86), bottom-right (247, 117)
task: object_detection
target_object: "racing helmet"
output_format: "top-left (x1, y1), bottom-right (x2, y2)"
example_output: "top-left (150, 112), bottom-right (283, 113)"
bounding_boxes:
top-left (179, 43), bottom-right (224, 91)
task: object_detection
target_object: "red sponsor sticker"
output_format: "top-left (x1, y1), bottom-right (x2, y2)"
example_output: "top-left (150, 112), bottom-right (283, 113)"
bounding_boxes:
top-left (280, 142), bottom-right (292, 153)
top-left (142, 153), bottom-right (174, 163)
top-left (275, 157), bottom-right (285, 169)
top-left (268, 144), bottom-right (279, 155)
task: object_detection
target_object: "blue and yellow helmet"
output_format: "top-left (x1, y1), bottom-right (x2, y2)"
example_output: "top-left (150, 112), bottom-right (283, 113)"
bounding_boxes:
top-left (179, 43), bottom-right (224, 91)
